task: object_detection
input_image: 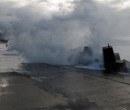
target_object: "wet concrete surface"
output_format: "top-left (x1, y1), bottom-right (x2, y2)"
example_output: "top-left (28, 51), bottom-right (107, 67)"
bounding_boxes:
top-left (31, 68), bottom-right (130, 110)
top-left (0, 72), bottom-right (67, 110)
top-left (0, 68), bottom-right (130, 110)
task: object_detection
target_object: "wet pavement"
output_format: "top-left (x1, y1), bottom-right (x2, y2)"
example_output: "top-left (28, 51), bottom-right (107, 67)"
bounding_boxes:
top-left (0, 73), bottom-right (67, 110)
top-left (0, 69), bottom-right (130, 110)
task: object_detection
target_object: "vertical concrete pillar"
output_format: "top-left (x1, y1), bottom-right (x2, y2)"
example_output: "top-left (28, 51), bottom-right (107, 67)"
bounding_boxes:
top-left (103, 45), bottom-right (115, 71)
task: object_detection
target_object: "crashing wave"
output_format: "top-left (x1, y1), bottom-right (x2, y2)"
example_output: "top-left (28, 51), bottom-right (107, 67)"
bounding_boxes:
top-left (76, 46), bottom-right (104, 70)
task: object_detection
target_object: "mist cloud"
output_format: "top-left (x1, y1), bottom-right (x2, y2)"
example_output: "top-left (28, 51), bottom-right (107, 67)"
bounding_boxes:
top-left (0, 0), bottom-right (130, 64)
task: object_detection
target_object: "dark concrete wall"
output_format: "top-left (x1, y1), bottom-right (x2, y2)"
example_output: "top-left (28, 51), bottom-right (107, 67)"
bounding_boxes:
top-left (103, 46), bottom-right (116, 71)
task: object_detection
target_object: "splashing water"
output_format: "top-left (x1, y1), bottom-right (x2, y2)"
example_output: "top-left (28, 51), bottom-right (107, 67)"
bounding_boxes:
top-left (0, 0), bottom-right (129, 66)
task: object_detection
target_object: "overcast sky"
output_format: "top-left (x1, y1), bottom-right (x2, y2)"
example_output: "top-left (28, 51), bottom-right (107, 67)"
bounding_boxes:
top-left (0, 0), bottom-right (130, 11)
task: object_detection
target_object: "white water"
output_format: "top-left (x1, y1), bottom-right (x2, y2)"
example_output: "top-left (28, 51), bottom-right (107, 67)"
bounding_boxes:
top-left (0, 0), bottom-right (130, 67)
top-left (0, 44), bottom-right (21, 72)
top-left (75, 63), bottom-right (104, 70)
